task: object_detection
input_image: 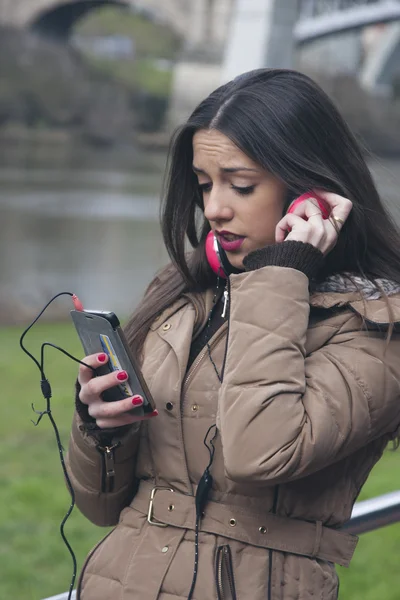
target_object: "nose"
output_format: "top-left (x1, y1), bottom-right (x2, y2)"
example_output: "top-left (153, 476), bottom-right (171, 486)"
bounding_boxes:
top-left (203, 187), bottom-right (234, 224)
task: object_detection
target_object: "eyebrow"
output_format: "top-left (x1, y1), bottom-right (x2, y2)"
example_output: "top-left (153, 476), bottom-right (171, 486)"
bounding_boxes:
top-left (192, 166), bottom-right (260, 174)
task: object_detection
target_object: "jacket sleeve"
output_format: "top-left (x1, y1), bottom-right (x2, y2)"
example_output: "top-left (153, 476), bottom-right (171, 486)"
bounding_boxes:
top-left (218, 266), bottom-right (400, 485)
top-left (65, 413), bottom-right (141, 526)
top-left (64, 268), bottom-right (173, 526)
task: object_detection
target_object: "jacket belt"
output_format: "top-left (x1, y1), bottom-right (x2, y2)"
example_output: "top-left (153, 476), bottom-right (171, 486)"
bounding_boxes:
top-left (130, 480), bottom-right (358, 568)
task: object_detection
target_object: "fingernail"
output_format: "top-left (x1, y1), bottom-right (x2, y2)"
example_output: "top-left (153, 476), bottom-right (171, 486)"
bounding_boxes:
top-left (132, 396), bottom-right (143, 406)
top-left (98, 353), bottom-right (107, 362)
top-left (117, 370), bottom-right (128, 381)
top-left (151, 409), bottom-right (158, 417)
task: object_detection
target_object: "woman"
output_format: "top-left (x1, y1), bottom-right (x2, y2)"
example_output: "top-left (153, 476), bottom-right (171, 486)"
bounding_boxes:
top-left (66, 69), bottom-right (400, 600)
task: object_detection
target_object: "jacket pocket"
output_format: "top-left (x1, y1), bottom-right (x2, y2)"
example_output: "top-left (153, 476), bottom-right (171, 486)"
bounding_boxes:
top-left (76, 529), bottom-right (114, 599)
top-left (216, 545), bottom-right (237, 600)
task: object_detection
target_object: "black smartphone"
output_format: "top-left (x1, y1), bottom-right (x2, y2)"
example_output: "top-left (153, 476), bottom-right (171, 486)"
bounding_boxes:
top-left (71, 309), bottom-right (155, 415)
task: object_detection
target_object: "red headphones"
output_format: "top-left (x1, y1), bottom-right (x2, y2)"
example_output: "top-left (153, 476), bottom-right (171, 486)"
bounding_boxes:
top-left (287, 192), bottom-right (330, 219)
top-left (205, 192), bottom-right (329, 278)
top-left (205, 230), bottom-right (225, 278)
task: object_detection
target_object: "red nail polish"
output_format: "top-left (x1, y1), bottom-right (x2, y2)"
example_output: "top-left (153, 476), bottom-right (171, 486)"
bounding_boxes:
top-left (117, 371), bottom-right (128, 381)
top-left (151, 409), bottom-right (159, 417)
top-left (132, 396), bottom-right (143, 406)
top-left (98, 353), bottom-right (107, 363)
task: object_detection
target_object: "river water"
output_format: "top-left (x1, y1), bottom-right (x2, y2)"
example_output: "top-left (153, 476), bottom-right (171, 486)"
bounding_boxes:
top-left (0, 138), bottom-right (169, 324)
top-left (0, 137), bottom-right (399, 325)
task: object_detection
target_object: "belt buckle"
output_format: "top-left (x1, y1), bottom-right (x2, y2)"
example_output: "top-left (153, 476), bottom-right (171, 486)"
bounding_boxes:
top-left (147, 486), bottom-right (174, 527)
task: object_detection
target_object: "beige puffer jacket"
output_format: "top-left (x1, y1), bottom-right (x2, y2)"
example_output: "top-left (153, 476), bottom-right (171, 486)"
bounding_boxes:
top-left (66, 266), bottom-right (400, 600)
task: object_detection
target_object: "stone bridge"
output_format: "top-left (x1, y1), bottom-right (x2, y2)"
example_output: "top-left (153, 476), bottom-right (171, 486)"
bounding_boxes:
top-left (0, 0), bottom-right (188, 37)
top-left (0, 0), bottom-right (233, 48)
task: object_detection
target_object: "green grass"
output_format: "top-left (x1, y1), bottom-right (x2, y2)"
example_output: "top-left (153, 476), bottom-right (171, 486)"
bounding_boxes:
top-left (1, 322), bottom-right (400, 598)
top-left (0, 322), bottom-right (103, 599)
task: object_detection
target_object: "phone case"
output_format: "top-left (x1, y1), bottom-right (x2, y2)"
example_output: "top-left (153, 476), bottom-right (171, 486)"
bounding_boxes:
top-left (71, 309), bottom-right (155, 414)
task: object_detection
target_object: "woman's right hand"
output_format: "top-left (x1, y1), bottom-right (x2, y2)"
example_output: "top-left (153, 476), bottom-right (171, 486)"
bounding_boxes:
top-left (78, 353), bottom-right (158, 429)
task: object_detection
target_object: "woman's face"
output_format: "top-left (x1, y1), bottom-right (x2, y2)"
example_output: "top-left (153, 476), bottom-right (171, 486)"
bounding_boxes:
top-left (193, 129), bottom-right (287, 269)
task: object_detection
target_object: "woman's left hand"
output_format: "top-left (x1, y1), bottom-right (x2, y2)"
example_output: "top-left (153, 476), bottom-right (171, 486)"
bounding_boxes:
top-left (275, 190), bottom-right (353, 256)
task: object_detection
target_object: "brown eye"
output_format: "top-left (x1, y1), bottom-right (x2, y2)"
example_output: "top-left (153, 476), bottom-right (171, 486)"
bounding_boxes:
top-left (198, 183), bottom-right (212, 194)
top-left (231, 184), bottom-right (256, 196)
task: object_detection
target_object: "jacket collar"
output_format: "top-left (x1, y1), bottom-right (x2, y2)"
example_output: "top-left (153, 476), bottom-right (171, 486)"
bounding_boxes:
top-left (150, 287), bottom-right (400, 333)
top-left (310, 290), bottom-right (400, 325)
top-left (149, 298), bottom-right (188, 331)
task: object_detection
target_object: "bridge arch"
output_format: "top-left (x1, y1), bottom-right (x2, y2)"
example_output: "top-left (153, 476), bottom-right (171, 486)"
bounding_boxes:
top-left (21, 0), bottom-right (187, 41)
top-left (30, 1), bottom-right (128, 40)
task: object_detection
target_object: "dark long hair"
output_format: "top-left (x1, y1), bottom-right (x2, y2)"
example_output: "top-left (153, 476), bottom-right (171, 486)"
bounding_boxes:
top-left (126, 68), bottom-right (400, 355)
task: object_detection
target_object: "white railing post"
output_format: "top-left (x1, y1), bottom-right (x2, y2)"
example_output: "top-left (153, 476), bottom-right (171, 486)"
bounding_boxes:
top-left (221, 0), bottom-right (298, 83)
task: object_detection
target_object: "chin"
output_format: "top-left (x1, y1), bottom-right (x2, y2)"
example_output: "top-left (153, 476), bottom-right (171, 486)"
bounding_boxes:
top-left (225, 250), bottom-right (246, 270)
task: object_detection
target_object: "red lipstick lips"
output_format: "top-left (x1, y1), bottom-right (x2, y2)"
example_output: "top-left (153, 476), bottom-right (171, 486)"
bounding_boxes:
top-left (216, 230), bottom-right (245, 252)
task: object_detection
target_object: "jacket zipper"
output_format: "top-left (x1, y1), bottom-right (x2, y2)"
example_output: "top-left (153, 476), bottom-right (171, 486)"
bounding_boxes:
top-left (97, 442), bottom-right (120, 493)
top-left (182, 325), bottom-right (227, 393)
top-left (182, 281), bottom-right (228, 392)
top-left (268, 486), bottom-right (280, 600)
top-left (221, 285), bottom-right (229, 318)
top-left (174, 298), bottom-right (226, 494)
top-left (220, 277), bottom-right (231, 382)
top-left (184, 279), bottom-right (231, 391)
top-left (216, 545), bottom-right (237, 600)
top-left (178, 289), bottom-right (228, 495)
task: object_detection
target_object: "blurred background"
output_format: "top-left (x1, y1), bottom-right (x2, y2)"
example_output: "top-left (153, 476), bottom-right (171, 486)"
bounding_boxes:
top-left (1, 1), bottom-right (400, 598)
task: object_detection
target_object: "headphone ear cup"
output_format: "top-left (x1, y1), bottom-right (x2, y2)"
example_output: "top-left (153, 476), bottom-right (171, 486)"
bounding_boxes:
top-left (287, 192), bottom-right (330, 219)
top-left (205, 231), bottom-right (243, 278)
top-left (205, 231), bottom-right (227, 278)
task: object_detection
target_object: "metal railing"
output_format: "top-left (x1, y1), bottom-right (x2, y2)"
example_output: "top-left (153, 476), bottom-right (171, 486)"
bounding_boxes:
top-left (342, 490), bottom-right (400, 534)
top-left (43, 490), bottom-right (400, 600)
top-left (44, 594), bottom-right (76, 600)
top-left (295, 0), bottom-right (400, 43)
top-left (298, 0), bottom-right (392, 20)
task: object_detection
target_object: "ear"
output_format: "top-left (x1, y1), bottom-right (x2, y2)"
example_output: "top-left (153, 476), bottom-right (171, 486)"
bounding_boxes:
top-left (283, 190), bottom-right (298, 215)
